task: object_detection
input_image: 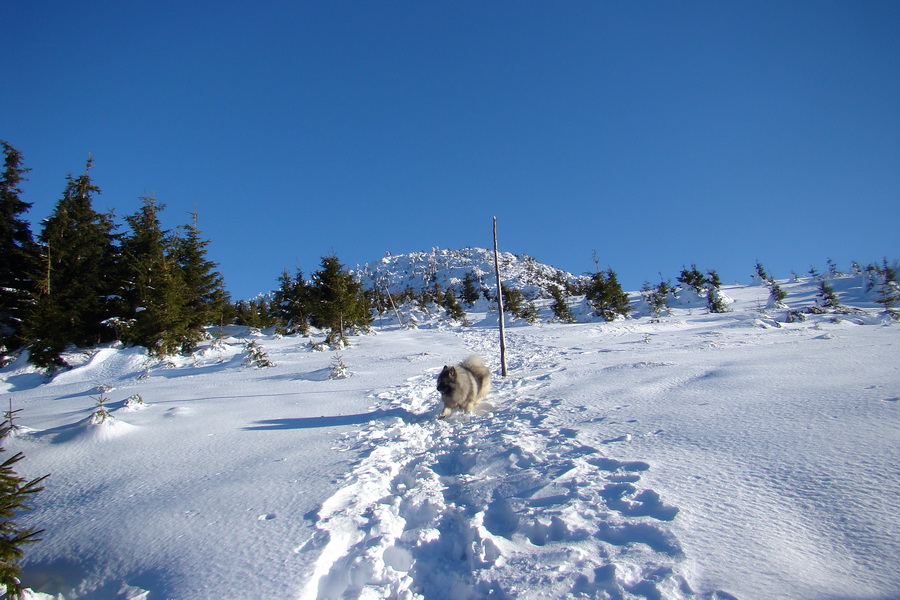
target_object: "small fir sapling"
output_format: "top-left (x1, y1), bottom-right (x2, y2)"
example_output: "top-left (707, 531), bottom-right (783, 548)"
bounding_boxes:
top-left (752, 262), bottom-right (771, 286)
top-left (521, 300), bottom-right (540, 324)
top-left (875, 280), bottom-right (900, 318)
top-left (705, 270), bottom-right (729, 313)
top-left (441, 289), bottom-right (467, 323)
top-left (329, 353), bottom-right (348, 379)
top-left (817, 279), bottom-right (841, 308)
top-left (124, 394), bottom-right (145, 409)
top-left (3, 400), bottom-right (22, 433)
top-left (244, 340), bottom-right (275, 368)
top-left (768, 281), bottom-right (788, 308)
top-left (90, 390), bottom-right (113, 425)
top-left (549, 286), bottom-right (575, 323)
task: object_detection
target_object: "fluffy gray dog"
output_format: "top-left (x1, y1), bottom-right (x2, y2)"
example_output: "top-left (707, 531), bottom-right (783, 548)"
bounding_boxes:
top-left (436, 356), bottom-right (491, 418)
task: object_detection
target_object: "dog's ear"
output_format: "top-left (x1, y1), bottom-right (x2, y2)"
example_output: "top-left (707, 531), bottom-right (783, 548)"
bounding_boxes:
top-left (448, 366), bottom-right (456, 377)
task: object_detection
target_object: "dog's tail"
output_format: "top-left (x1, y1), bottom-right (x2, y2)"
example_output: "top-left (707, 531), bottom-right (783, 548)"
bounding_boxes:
top-left (461, 356), bottom-right (491, 400)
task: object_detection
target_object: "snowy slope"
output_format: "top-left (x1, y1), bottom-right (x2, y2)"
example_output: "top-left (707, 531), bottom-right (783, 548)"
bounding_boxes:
top-left (2, 274), bottom-right (899, 600)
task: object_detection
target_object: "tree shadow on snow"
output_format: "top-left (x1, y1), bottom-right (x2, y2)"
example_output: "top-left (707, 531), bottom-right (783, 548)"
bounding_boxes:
top-left (244, 407), bottom-right (430, 431)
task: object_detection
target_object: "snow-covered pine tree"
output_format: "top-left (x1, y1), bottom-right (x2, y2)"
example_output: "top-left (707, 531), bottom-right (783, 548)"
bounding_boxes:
top-left (752, 261), bottom-right (771, 286)
top-left (643, 280), bottom-right (671, 322)
top-left (677, 264), bottom-right (705, 294)
top-left (0, 142), bottom-right (36, 357)
top-left (767, 281), bottom-right (788, 309)
top-left (0, 418), bottom-right (48, 599)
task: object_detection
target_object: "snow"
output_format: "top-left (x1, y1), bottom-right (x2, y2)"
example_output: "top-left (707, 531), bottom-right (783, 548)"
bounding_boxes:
top-left (2, 271), bottom-right (899, 600)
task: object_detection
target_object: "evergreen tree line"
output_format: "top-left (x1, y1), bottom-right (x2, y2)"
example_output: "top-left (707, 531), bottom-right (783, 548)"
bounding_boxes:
top-left (235, 255), bottom-right (372, 345)
top-left (0, 142), bottom-right (229, 369)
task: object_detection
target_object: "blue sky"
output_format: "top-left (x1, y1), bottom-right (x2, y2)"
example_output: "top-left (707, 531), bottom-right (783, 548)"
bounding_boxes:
top-left (5, 1), bottom-right (899, 300)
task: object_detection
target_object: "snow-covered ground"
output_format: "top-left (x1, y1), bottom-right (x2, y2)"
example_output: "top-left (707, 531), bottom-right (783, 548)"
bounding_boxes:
top-left (3, 275), bottom-right (898, 600)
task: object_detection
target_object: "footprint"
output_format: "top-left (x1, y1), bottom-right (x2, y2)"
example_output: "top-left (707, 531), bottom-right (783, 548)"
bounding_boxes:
top-left (595, 522), bottom-right (682, 555)
top-left (600, 483), bottom-right (679, 521)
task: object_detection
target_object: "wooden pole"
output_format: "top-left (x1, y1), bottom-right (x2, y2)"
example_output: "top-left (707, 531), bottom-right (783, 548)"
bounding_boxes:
top-left (493, 217), bottom-right (508, 377)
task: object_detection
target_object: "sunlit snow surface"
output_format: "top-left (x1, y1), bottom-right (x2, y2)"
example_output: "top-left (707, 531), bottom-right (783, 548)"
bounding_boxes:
top-left (3, 276), bottom-right (898, 600)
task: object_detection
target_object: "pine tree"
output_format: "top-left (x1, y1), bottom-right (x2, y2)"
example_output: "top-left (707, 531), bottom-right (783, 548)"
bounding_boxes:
top-left (752, 261), bottom-right (770, 285)
top-left (0, 418), bottom-right (48, 598)
top-left (817, 279), bottom-right (840, 308)
top-left (643, 280), bottom-right (670, 322)
top-left (501, 285), bottom-right (525, 319)
top-left (586, 268), bottom-right (630, 321)
top-left (0, 142), bottom-right (36, 355)
top-left (272, 267), bottom-right (310, 335)
top-left (25, 158), bottom-right (120, 368)
top-left (549, 285), bottom-right (574, 323)
top-left (441, 289), bottom-right (467, 323)
top-left (309, 255), bottom-right (371, 344)
top-left (120, 196), bottom-right (188, 355)
top-left (875, 280), bottom-right (900, 318)
top-left (460, 272), bottom-right (480, 306)
top-left (705, 269), bottom-right (729, 313)
top-left (172, 214), bottom-right (229, 351)
top-left (677, 264), bottom-right (705, 293)
top-left (767, 281), bottom-right (788, 308)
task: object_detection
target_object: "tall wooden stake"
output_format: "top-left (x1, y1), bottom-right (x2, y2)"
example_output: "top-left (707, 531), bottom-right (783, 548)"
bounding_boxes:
top-left (493, 217), bottom-right (508, 377)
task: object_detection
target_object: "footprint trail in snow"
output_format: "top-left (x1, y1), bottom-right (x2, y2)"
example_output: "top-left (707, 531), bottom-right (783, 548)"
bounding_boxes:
top-left (300, 332), bottom-right (732, 600)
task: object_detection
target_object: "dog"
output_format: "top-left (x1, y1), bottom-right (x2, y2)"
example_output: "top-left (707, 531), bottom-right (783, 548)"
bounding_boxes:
top-left (436, 356), bottom-right (491, 418)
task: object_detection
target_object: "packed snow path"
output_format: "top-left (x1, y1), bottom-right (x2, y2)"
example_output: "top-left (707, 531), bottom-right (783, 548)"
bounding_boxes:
top-left (300, 326), bottom-right (733, 600)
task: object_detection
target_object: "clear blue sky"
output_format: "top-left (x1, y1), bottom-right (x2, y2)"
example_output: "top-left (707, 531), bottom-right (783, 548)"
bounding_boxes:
top-left (5, 1), bottom-right (899, 300)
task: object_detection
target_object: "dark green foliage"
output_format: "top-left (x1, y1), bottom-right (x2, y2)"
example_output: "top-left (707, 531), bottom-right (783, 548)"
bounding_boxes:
top-left (233, 297), bottom-right (277, 329)
top-left (0, 142), bottom-right (36, 354)
top-left (875, 280), bottom-right (900, 318)
top-left (705, 270), bottom-right (729, 313)
top-left (677, 264), bottom-right (705, 293)
top-left (501, 285), bottom-right (525, 319)
top-left (586, 269), bottom-right (630, 321)
top-left (460, 272), bottom-right (481, 306)
top-left (441, 289), bottom-right (467, 323)
top-left (0, 418), bottom-right (48, 599)
top-left (643, 280), bottom-right (670, 322)
top-left (120, 196), bottom-right (188, 355)
top-left (817, 279), bottom-right (840, 308)
top-left (550, 286), bottom-right (574, 323)
top-left (753, 261), bottom-right (770, 285)
top-left (309, 255), bottom-right (371, 344)
top-left (520, 300), bottom-right (540, 324)
top-left (768, 281), bottom-right (787, 306)
top-left (25, 158), bottom-right (120, 369)
top-left (172, 214), bottom-right (230, 347)
top-left (272, 268), bottom-right (310, 335)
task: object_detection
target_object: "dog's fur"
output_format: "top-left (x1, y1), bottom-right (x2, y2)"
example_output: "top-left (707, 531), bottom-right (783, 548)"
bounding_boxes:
top-left (436, 356), bottom-right (491, 418)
